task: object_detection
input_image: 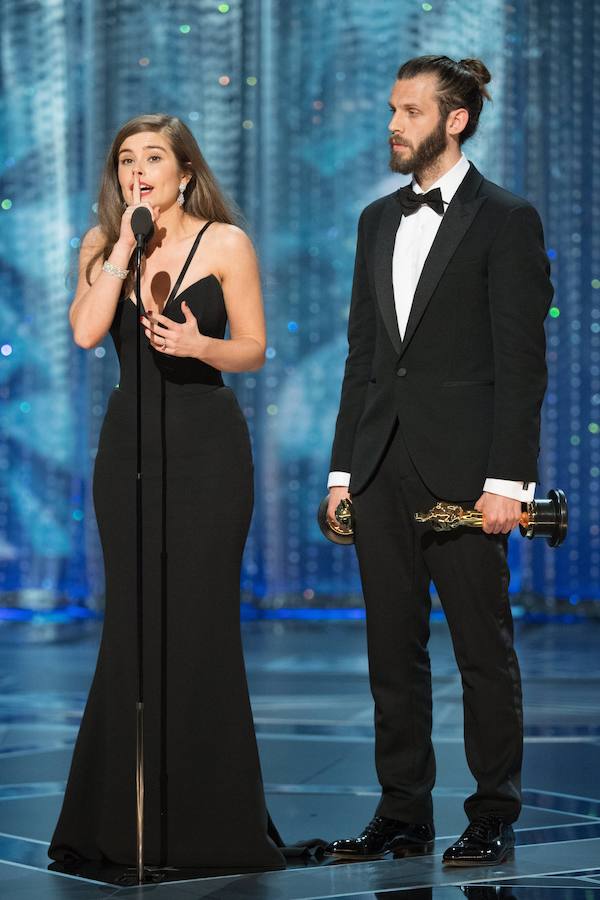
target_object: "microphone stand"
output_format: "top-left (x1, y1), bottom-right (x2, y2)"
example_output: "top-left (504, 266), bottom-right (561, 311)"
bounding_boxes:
top-left (117, 209), bottom-right (167, 887)
top-left (125, 236), bottom-right (164, 885)
top-left (134, 237), bottom-right (146, 886)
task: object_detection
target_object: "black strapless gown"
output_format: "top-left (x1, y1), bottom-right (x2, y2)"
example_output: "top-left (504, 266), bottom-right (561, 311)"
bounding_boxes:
top-left (49, 224), bottom-right (285, 870)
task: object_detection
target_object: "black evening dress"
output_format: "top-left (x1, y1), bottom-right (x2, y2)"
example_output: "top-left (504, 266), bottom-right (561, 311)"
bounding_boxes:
top-left (49, 223), bottom-right (285, 870)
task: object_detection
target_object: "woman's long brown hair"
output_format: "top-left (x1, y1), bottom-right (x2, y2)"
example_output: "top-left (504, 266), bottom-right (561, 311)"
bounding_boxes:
top-left (86, 114), bottom-right (239, 290)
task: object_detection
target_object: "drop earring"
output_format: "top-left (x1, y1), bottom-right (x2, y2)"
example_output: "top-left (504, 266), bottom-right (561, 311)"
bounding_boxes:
top-left (177, 181), bottom-right (186, 207)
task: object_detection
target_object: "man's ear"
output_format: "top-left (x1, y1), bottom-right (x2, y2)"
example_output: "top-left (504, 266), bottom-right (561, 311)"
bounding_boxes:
top-left (447, 107), bottom-right (469, 138)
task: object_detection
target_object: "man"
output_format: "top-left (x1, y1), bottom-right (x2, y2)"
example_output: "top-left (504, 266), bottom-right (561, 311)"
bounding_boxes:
top-left (325, 55), bottom-right (552, 867)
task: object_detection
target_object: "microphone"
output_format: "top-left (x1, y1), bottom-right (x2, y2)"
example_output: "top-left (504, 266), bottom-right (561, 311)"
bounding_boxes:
top-left (131, 206), bottom-right (154, 252)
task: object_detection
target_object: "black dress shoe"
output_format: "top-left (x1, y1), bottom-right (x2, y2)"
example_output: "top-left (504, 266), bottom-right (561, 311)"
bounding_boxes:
top-left (325, 816), bottom-right (434, 860)
top-left (442, 816), bottom-right (515, 866)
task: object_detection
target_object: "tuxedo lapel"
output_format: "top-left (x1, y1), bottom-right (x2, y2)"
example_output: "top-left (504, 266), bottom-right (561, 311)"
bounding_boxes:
top-left (399, 164), bottom-right (486, 358)
top-left (374, 198), bottom-right (403, 355)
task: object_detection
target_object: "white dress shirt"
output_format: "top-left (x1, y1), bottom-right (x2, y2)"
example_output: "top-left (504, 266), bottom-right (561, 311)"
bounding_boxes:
top-left (329, 154), bottom-right (535, 503)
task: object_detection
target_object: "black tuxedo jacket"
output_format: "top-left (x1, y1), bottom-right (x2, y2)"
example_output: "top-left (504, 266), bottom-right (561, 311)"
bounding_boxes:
top-left (330, 163), bottom-right (554, 500)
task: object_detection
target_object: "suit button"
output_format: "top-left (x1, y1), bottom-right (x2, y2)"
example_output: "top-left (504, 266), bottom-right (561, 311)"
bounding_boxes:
top-left (396, 367), bottom-right (407, 377)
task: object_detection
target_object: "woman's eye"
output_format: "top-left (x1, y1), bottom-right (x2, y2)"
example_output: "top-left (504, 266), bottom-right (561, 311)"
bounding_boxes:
top-left (120, 158), bottom-right (133, 165)
top-left (148, 156), bottom-right (161, 162)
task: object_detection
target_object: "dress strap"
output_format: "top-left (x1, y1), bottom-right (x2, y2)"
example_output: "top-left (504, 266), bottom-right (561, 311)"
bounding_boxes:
top-left (165, 221), bottom-right (213, 307)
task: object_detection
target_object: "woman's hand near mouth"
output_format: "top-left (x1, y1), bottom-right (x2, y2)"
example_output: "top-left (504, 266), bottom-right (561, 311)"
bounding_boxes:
top-left (116, 172), bottom-right (160, 253)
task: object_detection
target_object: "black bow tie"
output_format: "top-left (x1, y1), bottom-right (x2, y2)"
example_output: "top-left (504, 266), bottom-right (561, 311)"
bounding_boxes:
top-left (397, 184), bottom-right (445, 217)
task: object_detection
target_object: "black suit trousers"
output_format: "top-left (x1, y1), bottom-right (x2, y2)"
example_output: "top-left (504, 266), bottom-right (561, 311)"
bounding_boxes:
top-left (352, 420), bottom-right (523, 825)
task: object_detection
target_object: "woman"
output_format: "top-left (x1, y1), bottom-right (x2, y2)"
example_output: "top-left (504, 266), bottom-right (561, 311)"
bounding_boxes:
top-left (49, 114), bottom-right (285, 871)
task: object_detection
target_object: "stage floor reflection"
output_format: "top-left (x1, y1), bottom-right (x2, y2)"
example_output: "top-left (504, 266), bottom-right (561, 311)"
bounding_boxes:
top-left (0, 618), bottom-right (599, 898)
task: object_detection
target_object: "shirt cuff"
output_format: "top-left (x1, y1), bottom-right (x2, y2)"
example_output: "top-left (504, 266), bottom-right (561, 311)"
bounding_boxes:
top-left (483, 478), bottom-right (536, 503)
top-left (328, 471), bottom-right (351, 489)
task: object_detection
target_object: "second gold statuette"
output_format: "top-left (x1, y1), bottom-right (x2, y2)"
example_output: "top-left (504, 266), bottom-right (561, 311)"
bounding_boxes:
top-left (317, 497), bottom-right (355, 545)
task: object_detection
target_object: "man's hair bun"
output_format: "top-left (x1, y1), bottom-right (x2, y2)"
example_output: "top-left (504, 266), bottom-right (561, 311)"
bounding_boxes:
top-left (458, 58), bottom-right (492, 100)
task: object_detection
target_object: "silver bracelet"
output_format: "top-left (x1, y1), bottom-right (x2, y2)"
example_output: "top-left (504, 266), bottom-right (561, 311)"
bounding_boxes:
top-left (102, 260), bottom-right (129, 280)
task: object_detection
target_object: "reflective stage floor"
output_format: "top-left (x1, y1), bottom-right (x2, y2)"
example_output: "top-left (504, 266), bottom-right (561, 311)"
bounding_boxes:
top-left (0, 618), bottom-right (599, 898)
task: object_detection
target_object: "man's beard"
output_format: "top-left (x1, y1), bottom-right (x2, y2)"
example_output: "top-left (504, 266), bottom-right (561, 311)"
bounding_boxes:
top-left (389, 114), bottom-right (448, 177)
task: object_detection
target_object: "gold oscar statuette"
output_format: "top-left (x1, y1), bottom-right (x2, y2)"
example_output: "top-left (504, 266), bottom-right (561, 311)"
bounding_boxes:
top-left (414, 489), bottom-right (568, 547)
top-left (317, 497), bottom-right (355, 545)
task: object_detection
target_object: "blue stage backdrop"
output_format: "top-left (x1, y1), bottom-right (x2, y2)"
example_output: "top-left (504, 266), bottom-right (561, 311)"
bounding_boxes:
top-left (0, 0), bottom-right (598, 614)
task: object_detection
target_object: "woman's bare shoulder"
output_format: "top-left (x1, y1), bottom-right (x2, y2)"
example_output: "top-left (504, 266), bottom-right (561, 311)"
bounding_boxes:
top-left (208, 221), bottom-right (252, 249)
